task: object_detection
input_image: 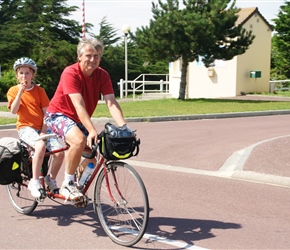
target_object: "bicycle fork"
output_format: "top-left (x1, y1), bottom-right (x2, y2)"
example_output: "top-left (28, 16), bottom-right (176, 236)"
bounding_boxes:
top-left (104, 165), bottom-right (127, 207)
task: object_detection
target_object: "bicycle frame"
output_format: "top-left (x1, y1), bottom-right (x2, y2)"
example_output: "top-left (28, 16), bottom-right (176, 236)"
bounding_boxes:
top-left (46, 152), bottom-right (124, 207)
top-left (23, 138), bottom-right (124, 204)
top-left (22, 140), bottom-right (123, 206)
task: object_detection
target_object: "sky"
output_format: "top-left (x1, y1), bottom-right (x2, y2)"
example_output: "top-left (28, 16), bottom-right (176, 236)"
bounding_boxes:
top-left (67, 0), bottom-right (285, 37)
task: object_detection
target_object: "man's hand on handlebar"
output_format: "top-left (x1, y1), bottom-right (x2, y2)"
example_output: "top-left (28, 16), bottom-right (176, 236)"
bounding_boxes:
top-left (82, 141), bottom-right (98, 159)
top-left (87, 130), bottom-right (98, 149)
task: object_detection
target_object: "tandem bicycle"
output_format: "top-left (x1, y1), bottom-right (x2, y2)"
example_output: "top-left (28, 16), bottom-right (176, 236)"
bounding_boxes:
top-left (6, 124), bottom-right (149, 247)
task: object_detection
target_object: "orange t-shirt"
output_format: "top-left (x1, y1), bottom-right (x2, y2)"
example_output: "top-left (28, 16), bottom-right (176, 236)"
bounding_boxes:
top-left (7, 84), bottom-right (50, 130)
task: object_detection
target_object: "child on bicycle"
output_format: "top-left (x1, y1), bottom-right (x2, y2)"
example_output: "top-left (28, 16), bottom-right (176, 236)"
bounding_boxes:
top-left (7, 57), bottom-right (64, 198)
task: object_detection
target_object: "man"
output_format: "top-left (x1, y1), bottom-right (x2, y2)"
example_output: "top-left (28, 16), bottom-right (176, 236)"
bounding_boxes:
top-left (45, 38), bottom-right (126, 201)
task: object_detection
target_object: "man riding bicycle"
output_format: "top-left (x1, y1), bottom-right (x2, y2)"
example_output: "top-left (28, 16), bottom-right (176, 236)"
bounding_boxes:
top-left (45, 38), bottom-right (127, 202)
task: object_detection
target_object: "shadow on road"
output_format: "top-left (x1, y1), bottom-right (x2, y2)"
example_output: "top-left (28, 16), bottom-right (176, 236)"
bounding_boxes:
top-left (29, 203), bottom-right (108, 237)
top-left (144, 216), bottom-right (241, 247)
top-left (23, 203), bottom-right (242, 249)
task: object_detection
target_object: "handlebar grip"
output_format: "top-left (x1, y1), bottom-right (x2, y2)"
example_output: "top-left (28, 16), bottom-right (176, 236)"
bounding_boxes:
top-left (82, 144), bottom-right (98, 159)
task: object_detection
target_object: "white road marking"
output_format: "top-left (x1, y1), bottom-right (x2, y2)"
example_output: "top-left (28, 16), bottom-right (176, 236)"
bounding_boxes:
top-left (127, 154), bottom-right (290, 188)
top-left (143, 233), bottom-right (209, 249)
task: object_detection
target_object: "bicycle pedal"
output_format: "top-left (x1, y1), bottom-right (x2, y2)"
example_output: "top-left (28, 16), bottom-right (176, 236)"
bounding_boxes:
top-left (36, 193), bottom-right (46, 203)
top-left (39, 188), bottom-right (47, 199)
top-left (51, 188), bottom-right (60, 195)
top-left (72, 195), bottom-right (89, 208)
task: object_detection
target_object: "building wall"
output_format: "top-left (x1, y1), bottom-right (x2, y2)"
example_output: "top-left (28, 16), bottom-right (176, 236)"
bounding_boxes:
top-left (186, 58), bottom-right (237, 98)
top-left (169, 59), bottom-right (182, 98)
top-left (236, 14), bottom-right (272, 95)
top-left (169, 11), bottom-right (272, 98)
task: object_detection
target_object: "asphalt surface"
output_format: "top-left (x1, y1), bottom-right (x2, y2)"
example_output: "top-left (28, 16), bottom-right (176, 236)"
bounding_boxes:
top-left (0, 96), bottom-right (290, 249)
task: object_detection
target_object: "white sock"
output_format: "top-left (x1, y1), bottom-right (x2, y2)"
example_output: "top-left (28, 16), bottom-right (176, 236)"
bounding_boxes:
top-left (30, 179), bottom-right (40, 185)
top-left (64, 172), bottom-right (74, 183)
top-left (46, 174), bottom-right (55, 181)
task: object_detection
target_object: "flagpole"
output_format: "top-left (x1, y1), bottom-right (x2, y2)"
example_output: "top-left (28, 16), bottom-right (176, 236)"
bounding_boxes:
top-left (82, 0), bottom-right (85, 38)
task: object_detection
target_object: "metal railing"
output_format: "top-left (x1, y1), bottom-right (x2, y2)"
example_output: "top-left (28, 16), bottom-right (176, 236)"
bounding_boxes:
top-left (119, 74), bottom-right (169, 99)
top-left (270, 80), bottom-right (290, 93)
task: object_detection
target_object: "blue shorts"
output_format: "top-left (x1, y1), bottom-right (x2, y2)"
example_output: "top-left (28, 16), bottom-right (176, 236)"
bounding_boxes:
top-left (44, 112), bottom-right (88, 140)
top-left (18, 126), bottom-right (63, 151)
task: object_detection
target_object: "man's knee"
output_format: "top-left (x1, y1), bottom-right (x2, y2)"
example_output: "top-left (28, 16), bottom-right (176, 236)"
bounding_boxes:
top-left (65, 128), bottom-right (86, 149)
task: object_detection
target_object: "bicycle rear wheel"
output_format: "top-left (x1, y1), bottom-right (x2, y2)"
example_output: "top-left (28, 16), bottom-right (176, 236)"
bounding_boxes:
top-left (6, 177), bottom-right (38, 215)
top-left (94, 161), bottom-right (149, 247)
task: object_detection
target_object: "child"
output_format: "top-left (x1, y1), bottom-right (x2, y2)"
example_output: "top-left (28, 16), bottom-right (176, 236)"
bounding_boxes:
top-left (7, 57), bottom-right (64, 198)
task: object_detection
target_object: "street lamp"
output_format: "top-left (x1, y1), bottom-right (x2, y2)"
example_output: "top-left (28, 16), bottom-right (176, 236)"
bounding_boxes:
top-left (122, 24), bottom-right (130, 98)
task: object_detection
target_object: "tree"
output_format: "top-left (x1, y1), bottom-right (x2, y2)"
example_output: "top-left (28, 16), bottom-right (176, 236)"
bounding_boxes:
top-left (135, 0), bottom-right (254, 100)
top-left (0, 70), bottom-right (15, 100)
top-left (0, 0), bottom-right (82, 98)
top-left (272, 1), bottom-right (290, 80)
top-left (93, 16), bottom-right (121, 47)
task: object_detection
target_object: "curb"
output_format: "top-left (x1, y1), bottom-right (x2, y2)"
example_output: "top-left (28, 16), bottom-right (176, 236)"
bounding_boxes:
top-left (124, 109), bottom-right (290, 122)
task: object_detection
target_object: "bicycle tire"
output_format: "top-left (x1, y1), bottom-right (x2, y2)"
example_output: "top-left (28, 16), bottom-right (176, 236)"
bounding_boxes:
top-left (6, 177), bottom-right (38, 215)
top-left (94, 161), bottom-right (149, 247)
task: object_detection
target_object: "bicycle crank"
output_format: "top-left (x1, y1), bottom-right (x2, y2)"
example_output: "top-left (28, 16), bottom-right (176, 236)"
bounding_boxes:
top-left (72, 194), bottom-right (90, 208)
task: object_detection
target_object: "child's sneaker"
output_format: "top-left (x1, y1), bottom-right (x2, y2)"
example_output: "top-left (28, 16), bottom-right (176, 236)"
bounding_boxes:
top-left (28, 180), bottom-right (43, 198)
top-left (60, 180), bottom-right (83, 201)
top-left (44, 175), bottom-right (59, 194)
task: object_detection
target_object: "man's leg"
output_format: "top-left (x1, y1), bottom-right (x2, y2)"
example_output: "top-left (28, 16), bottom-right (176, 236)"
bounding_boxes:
top-left (48, 152), bottom-right (64, 179)
top-left (45, 113), bottom-right (88, 201)
top-left (59, 125), bottom-right (86, 201)
top-left (44, 134), bottom-right (65, 193)
top-left (44, 151), bottom-right (64, 193)
top-left (63, 125), bottom-right (86, 175)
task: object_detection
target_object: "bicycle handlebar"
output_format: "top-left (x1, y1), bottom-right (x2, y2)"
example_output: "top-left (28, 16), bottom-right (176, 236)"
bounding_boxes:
top-left (81, 143), bottom-right (98, 159)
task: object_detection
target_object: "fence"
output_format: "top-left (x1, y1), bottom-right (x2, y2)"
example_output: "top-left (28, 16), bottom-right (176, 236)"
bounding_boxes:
top-left (119, 77), bottom-right (290, 98)
top-left (119, 74), bottom-right (169, 99)
top-left (270, 80), bottom-right (290, 93)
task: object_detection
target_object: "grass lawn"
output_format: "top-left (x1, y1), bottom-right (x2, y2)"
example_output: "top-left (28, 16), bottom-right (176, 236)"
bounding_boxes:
top-left (1, 94), bottom-right (290, 125)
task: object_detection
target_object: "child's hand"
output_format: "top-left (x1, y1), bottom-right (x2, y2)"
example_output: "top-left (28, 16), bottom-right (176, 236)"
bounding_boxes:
top-left (21, 80), bottom-right (27, 87)
top-left (19, 80), bottom-right (27, 91)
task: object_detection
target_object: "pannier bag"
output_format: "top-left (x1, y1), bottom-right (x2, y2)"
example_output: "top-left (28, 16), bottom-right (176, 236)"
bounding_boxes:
top-left (20, 142), bottom-right (32, 179)
top-left (0, 137), bottom-right (22, 185)
top-left (99, 123), bottom-right (140, 160)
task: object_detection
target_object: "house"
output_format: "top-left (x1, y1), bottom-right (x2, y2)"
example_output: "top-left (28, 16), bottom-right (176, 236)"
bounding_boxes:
top-left (169, 7), bottom-right (273, 98)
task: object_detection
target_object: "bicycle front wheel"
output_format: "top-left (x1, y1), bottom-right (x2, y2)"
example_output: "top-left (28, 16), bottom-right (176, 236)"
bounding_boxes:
top-left (6, 177), bottom-right (38, 215)
top-left (94, 161), bottom-right (149, 247)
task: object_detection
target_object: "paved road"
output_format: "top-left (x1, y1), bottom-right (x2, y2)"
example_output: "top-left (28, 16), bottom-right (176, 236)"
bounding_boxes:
top-left (0, 114), bottom-right (290, 249)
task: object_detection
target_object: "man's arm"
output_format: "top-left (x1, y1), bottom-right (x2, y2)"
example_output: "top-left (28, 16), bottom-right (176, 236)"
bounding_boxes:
top-left (104, 94), bottom-right (126, 126)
